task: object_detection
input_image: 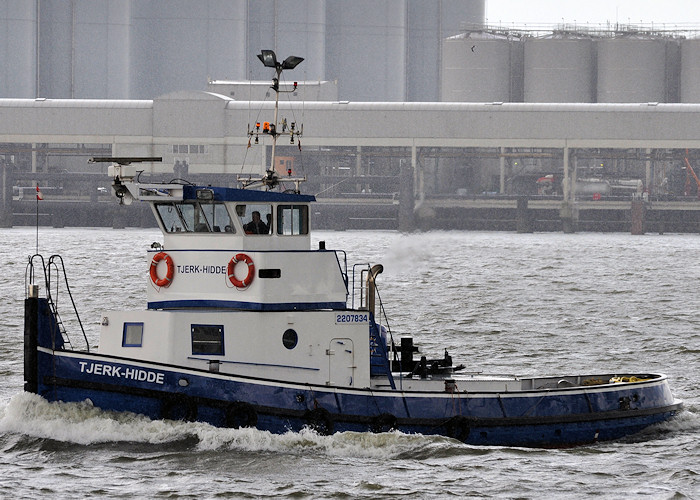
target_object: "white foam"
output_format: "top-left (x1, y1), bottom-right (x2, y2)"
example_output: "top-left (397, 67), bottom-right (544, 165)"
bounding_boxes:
top-left (0, 393), bottom-right (450, 457)
top-left (651, 406), bottom-right (700, 433)
top-left (195, 425), bottom-right (442, 458)
top-left (0, 392), bottom-right (194, 445)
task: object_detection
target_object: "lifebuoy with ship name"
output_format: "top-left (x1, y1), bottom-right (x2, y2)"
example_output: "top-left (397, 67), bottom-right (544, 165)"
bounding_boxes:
top-left (150, 251), bottom-right (175, 287)
top-left (227, 253), bottom-right (255, 289)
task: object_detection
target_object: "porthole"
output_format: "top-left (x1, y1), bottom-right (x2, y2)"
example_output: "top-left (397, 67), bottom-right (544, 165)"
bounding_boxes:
top-left (283, 329), bottom-right (298, 349)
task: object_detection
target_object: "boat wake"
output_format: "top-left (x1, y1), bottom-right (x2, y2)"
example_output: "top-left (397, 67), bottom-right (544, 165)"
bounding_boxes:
top-left (638, 405), bottom-right (700, 436)
top-left (3, 392), bottom-right (696, 459)
top-left (0, 393), bottom-right (469, 458)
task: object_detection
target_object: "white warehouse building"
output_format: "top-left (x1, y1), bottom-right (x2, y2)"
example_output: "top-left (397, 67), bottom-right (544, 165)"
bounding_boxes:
top-left (2, 92), bottom-right (700, 230)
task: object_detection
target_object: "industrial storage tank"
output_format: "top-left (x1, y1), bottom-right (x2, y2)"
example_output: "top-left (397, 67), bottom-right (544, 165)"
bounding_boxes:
top-left (597, 35), bottom-right (668, 103)
top-left (328, 0), bottom-right (486, 102)
top-left (37, 0), bottom-right (132, 98)
top-left (680, 38), bottom-right (700, 102)
top-left (37, 1), bottom-right (73, 98)
top-left (130, 0), bottom-right (248, 99)
top-left (247, 0), bottom-right (326, 83)
top-left (72, 0), bottom-right (131, 99)
top-left (442, 31), bottom-right (521, 102)
top-left (326, 0), bottom-right (407, 102)
top-left (0, 2), bottom-right (36, 98)
top-left (524, 34), bottom-right (595, 103)
top-left (1, 0), bottom-right (485, 101)
top-left (407, 0), bottom-right (485, 101)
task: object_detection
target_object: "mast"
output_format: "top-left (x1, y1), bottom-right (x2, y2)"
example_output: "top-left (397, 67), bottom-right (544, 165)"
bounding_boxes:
top-left (241, 50), bottom-right (306, 192)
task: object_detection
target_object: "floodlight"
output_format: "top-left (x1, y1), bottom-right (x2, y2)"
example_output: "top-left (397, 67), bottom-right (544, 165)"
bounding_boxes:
top-left (256, 50), bottom-right (304, 71)
top-left (281, 55), bottom-right (304, 70)
top-left (257, 50), bottom-right (278, 68)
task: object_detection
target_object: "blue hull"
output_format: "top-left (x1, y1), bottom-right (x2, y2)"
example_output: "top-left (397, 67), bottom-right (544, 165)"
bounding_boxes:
top-left (25, 297), bottom-right (681, 448)
top-left (33, 347), bottom-right (680, 448)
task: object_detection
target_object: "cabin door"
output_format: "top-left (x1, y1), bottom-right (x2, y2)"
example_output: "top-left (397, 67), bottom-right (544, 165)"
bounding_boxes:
top-left (328, 338), bottom-right (355, 387)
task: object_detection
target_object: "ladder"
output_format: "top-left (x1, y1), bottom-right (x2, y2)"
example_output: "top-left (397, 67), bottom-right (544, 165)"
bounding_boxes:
top-left (47, 297), bottom-right (72, 349)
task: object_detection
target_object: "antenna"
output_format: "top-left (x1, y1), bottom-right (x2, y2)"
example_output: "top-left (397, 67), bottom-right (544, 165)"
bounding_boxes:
top-left (90, 157), bottom-right (163, 205)
top-left (240, 50), bottom-right (306, 192)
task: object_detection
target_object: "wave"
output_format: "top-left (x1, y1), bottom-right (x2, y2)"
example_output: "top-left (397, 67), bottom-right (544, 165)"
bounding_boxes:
top-left (0, 393), bottom-right (482, 459)
top-left (6, 392), bottom-right (694, 462)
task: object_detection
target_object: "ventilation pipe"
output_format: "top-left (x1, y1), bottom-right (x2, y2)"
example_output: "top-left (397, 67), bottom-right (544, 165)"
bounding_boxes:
top-left (366, 264), bottom-right (383, 317)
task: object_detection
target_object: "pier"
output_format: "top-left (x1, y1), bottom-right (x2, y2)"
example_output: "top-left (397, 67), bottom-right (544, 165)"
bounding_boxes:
top-left (3, 168), bottom-right (700, 233)
top-left (4, 96), bottom-right (700, 233)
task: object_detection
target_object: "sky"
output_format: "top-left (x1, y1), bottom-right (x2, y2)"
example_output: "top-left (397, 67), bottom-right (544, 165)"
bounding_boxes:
top-left (485, 0), bottom-right (700, 27)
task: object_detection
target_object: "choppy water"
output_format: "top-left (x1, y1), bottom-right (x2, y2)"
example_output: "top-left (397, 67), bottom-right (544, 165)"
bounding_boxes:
top-left (1, 227), bottom-right (698, 499)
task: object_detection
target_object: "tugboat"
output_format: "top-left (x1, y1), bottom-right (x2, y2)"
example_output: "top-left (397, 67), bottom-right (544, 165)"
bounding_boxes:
top-left (23, 51), bottom-right (682, 447)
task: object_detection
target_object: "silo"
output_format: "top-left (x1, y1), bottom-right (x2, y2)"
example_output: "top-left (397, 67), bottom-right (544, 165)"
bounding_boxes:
top-left (73, 0), bottom-right (130, 99)
top-left (597, 36), bottom-right (667, 103)
top-left (524, 34), bottom-right (595, 103)
top-left (38, 1), bottom-right (73, 98)
top-left (130, 0), bottom-right (247, 99)
top-left (407, 0), bottom-right (486, 101)
top-left (680, 38), bottom-right (700, 102)
top-left (325, 0), bottom-right (407, 102)
top-left (36, 0), bottom-right (134, 99)
top-left (0, 1), bottom-right (36, 98)
top-left (442, 31), bottom-right (518, 102)
top-left (247, 0), bottom-right (326, 82)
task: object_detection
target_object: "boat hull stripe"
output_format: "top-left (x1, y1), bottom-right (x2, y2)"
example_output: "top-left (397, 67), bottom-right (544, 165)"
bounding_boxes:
top-left (43, 375), bottom-right (682, 428)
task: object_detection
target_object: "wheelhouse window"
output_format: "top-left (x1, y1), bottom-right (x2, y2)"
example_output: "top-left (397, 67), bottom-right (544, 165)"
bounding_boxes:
top-left (156, 203), bottom-right (187, 232)
top-left (277, 204), bottom-right (308, 235)
top-left (191, 324), bottom-right (224, 355)
top-left (155, 202), bottom-right (234, 233)
top-left (237, 204), bottom-right (272, 235)
top-left (198, 202), bottom-right (233, 233)
top-left (122, 323), bottom-right (144, 347)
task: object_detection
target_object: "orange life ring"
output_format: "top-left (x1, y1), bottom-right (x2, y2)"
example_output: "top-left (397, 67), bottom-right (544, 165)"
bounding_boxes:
top-left (227, 253), bottom-right (255, 289)
top-left (150, 252), bottom-right (175, 287)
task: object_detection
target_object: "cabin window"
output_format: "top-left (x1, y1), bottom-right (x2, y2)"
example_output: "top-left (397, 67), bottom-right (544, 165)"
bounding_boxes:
top-left (122, 322), bottom-right (144, 347)
top-left (198, 202), bottom-right (233, 233)
top-left (237, 204), bottom-right (272, 235)
top-left (191, 324), bottom-right (224, 355)
top-left (156, 203), bottom-right (188, 232)
top-left (155, 202), bottom-right (234, 233)
top-left (277, 205), bottom-right (308, 235)
top-left (179, 204), bottom-right (199, 231)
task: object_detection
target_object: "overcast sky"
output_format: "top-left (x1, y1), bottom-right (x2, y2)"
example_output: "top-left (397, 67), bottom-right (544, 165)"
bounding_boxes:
top-left (485, 0), bottom-right (699, 27)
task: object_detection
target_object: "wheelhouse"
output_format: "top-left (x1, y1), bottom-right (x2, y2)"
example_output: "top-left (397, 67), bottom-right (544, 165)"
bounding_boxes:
top-left (146, 185), bottom-right (315, 251)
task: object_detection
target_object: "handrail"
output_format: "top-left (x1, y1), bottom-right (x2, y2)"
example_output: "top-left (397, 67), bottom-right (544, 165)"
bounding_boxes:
top-left (350, 262), bottom-right (400, 388)
top-left (372, 274), bottom-right (399, 362)
top-left (47, 255), bottom-right (89, 352)
top-left (25, 253), bottom-right (90, 352)
top-left (25, 254), bottom-right (47, 297)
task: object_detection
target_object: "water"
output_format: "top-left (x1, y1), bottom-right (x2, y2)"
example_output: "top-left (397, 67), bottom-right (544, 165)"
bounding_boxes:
top-left (1, 227), bottom-right (698, 499)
